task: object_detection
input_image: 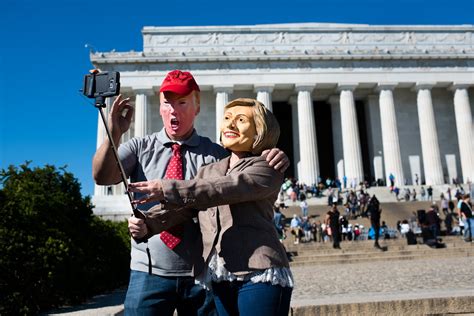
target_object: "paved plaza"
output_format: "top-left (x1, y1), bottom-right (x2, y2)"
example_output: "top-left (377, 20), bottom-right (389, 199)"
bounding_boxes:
top-left (290, 256), bottom-right (474, 307)
top-left (47, 253), bottom-right (474, 315)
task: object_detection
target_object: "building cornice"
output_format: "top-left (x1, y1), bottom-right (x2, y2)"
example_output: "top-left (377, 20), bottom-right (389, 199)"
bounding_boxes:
top-left (141, 23), bottom-right (474, 34)
top-left (91, 23), bottom-right (474, 65)
top-left (91, 52), bottom-right (474, 64)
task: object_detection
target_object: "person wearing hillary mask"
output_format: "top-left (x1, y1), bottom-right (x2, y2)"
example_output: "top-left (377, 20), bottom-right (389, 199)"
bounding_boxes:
top-left (92, 70), bottom-right (289, 315)
top-left (128, 98), bottom-right (293, 316)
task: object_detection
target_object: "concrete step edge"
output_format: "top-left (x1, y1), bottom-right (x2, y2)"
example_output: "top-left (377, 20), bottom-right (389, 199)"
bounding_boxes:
top-left (291, 248), bottom-right (474, 258)
top-left (290, 295), bottom-right (474, 316)
top-left (289, 252), bottom-right (472, 266)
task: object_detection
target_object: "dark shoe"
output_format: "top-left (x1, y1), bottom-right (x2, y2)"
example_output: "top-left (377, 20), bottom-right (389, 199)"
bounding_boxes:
top-left (374, 244), bottom-right (385, 251)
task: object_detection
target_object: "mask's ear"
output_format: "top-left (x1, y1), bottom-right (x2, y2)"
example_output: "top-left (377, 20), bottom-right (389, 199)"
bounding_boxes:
top-left (194, 91), bottom-right (201, 115)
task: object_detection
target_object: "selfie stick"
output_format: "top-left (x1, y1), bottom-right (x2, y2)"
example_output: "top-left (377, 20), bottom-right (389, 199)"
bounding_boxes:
top-left (94, 97), bottom-right (145, 220)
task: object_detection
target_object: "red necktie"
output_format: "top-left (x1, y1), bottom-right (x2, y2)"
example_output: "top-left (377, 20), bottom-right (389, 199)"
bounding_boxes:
top-left (160, 143), bottom-right (184, 249)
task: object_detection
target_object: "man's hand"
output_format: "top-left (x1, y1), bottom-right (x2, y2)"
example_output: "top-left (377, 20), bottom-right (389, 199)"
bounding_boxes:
top-left (92, 94), bottom-right (134, 185)
top-left (128, 217), bottom-right (148, 239)
top-left (109, 94), bottom-right (134, 138)
top-left (263, 148), bottom-right (290, 173)
top-left (129, 180), bottom-right (165, 204)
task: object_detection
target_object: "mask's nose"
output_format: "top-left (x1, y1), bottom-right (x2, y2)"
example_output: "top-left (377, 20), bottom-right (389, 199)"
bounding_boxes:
top-left (225, 118), bottom-right (236, 129)
top-left (169, 105), bottom-right (177, 114)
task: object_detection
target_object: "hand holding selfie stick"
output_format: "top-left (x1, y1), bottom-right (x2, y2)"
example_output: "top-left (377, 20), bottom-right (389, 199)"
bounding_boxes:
top-left (96, 103), bottom-right (146, 220)
top-left (83, 70), bottom-right (146, 225)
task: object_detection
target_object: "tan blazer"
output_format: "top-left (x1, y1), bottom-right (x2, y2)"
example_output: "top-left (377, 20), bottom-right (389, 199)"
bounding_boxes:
top-left (146, 155), bottom-right (289, 275)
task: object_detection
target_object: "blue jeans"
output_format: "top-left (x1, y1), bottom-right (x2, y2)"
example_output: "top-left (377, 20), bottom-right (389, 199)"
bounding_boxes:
top-left (462, 218), bottom-right (474, 241)
top-left (429, 224), bottom-right (439, 240)
top-left (212, 280), bottom-right (292, 316)
top-left (124, 270), bottom-right (216, 316)
top-left (301, 207), bottom-right (308, 217)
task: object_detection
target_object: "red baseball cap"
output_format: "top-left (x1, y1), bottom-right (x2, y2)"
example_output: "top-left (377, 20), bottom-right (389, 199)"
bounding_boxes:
top-left (159, 70), bottom-right (200, 95)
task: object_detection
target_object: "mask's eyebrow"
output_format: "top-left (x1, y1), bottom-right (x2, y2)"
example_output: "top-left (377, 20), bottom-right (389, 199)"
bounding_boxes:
top-left (234, 113), bottom-right (249, 120)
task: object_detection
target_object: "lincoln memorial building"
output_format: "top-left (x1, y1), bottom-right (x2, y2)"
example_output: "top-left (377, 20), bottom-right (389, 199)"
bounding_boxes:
top-left (90, 23), bottom-right (474, 218)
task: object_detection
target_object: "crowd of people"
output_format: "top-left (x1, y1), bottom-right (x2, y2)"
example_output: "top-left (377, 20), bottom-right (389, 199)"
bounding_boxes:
top-left (396, 192), bottom-right (473, 245)
top-left (276, 176), bottom-right (474, 250)
top-left (274, 193), bottom-right (387, 250)
top-left (283, 211), bottom-right (367, 246)
top-left (280, 176), bottom-right (374, 203)
top-left (390, 184), bottom-right (471, 203)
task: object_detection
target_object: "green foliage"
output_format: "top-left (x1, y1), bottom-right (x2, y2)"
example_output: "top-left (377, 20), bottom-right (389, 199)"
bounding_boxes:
top-left (0, 163), bottom-right (130, 315)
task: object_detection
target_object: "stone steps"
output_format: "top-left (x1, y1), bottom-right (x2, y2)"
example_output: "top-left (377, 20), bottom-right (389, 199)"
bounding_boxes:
top-left (284, 185), bottom-right (454, 206)
top-left (291, 295), bottom-right (474, 316)
top-left (288, 245), bottom-right (474, 257)
top-left (283, 236), bottom-right (467, 251)
top-left (280, 199), bottom-right (458, 228)
top-left (284, 237), bottom-right (474, 266)
top-left (289, 250), bottom-right (473, 267)
top-left (289, 243), bottom-right (472, 257)
top-left (285, 241), bottom-right (471, 253)
top-left (290, 247), bottom-right (473, 262)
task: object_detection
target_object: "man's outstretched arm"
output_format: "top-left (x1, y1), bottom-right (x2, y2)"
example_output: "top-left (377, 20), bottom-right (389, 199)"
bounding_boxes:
top-left (92, 95), bottom-right (134, 185)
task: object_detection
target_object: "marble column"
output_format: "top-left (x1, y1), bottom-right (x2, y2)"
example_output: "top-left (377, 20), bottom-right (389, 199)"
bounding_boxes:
top-left (214, 86), bottom-right (233, 142)
top-left (255, 85), bottom-right (274, 112)
top-left (338, 84), bottom-right (364, 186)
top-left (366, 95), bottom-right (384, 183)
top-left (289, 97), bottom-right (301, 179)
top-left (134, 89), bottom-right (152, 138)
top-left (94, 97), bottom-right (113, 196)
top-left (451, 84), bottom-right (474, 183)
top-left (415, 84), bottom-right (444, 185)
top-left (328, 96), bottom-right (344, 187)
top-left (295, 84), bottom-right (319, 185)
top-left (377, 84), bottom-right (405, 187)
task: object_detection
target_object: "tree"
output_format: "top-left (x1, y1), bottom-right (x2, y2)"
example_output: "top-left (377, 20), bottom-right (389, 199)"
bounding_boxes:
top-left (0, 163), bottom-right (130, 315)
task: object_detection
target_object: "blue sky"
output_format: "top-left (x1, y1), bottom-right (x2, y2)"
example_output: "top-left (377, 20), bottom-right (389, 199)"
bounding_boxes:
top-left (1, 0), bottom-right (473, 197)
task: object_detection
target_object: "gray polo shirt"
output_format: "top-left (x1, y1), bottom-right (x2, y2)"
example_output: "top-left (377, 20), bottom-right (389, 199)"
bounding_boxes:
top-left (119, 128), bottom-right (229, 276)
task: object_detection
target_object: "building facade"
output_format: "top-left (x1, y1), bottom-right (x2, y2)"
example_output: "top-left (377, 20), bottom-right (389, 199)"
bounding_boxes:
top-left (90, 23), bottom-right (474, 218)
